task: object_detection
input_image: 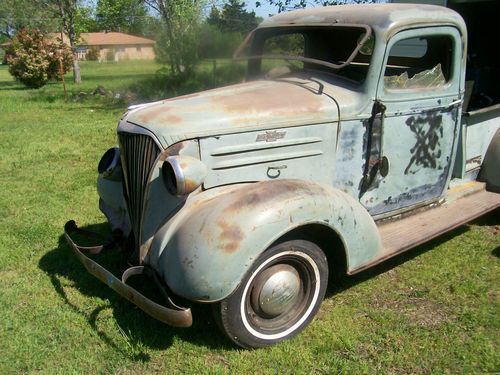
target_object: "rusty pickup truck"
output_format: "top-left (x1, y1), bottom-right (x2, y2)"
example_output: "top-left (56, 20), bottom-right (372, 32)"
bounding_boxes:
top-left (65, 3), bottom-right (500, 348)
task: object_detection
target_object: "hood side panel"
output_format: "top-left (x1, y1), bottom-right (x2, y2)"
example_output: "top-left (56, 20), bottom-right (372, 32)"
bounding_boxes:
top-left (200, 123), bottom-right (337, 188)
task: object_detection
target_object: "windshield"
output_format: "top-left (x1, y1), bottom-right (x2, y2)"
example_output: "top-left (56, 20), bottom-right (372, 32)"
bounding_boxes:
top-left (235, 25), bottom-right (374, 84)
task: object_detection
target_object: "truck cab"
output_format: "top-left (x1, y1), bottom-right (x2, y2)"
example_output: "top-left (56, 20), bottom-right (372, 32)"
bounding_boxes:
top-left (65, 4), bottom-right (500, 348)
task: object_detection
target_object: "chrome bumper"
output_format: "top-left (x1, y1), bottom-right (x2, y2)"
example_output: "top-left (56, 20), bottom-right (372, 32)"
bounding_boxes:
top-left (64, 220), bottom-right (192, 327)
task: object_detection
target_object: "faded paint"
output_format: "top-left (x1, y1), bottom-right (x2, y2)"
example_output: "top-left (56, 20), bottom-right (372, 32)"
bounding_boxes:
top-left (146, 180), bottom-right (381, 302)
top-left (200, 123), bottom-right (336, 189)
top-left (91, 4), bottom-right (499, 312)
top-left (259, 4), bottom-right (466, 44)
top-left (122, 78), bottom-right (365, 147)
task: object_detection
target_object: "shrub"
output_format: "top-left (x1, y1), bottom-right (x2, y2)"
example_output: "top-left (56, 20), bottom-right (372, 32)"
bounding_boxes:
top-left (129, 62), bottom-right (246, 101)
top-left (198, 24), bottom-right (243, 59)
top-left (155, 24), bottom-right (200, 79)
top-left (86, 47), bottom-right (99, 61)
top-left (5, 29), bottom-right (73, 88)
top-left (47, 41), bottom-right (73, 80)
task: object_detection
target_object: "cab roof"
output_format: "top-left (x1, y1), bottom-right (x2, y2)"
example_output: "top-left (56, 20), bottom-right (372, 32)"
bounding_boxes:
top-left (259, 3), bottom-right (466, 40)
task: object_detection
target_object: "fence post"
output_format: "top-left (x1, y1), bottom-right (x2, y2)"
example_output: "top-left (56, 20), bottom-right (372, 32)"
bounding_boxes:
top-left (213, 59), bottom-right (217, 88)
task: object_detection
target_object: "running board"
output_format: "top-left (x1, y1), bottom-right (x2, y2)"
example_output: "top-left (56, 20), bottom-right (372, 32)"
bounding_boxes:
top-left (350, 186), bottom-right (500, 274)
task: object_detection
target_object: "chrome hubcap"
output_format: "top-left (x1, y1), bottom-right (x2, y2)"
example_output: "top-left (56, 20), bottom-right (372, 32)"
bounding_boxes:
top-left (251, 264), bottom-right (301, 317)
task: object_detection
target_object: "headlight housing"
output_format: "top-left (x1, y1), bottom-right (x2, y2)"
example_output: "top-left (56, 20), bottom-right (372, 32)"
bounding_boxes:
top-left (98, 147), bottom-right (122, 181)
top-left (162, 155), bottom-right (207, 196)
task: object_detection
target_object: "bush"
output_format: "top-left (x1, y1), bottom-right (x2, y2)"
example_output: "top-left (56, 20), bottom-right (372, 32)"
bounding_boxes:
top-left (85, 47), bottom-right (99, 61)
top-left (5, 29), bottom-right (73, 88)
top-left (198, 24), bottom-right (243, 59)
top-left (129, 62), bottom-right (246, 101)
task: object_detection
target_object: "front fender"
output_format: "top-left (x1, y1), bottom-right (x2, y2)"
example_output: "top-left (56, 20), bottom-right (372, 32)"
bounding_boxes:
top-left (146, 180), bottom-right (382, 302)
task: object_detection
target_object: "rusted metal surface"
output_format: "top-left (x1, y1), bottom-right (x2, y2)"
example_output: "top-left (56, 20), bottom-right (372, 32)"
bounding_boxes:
top-left (82, 4), bottom-right (500, 334)
top-left (479, 128), bottom-right (500, 192)
top-left (123, 78), bottom-right (347, 147)
top-left (259, 4), bottom-right (467, 42)
top-left (200, 123), bottom-right (336, 189)
top-left (145, 179), bottom-right (381, 302)
top-left (64, 221), bottom-right (192, 327)
top-left (353, 185), bottom-right (500, 274)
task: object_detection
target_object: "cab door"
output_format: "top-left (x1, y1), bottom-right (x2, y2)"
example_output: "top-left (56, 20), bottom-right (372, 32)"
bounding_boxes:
top-left (360, 27), bottom-right (463, 216)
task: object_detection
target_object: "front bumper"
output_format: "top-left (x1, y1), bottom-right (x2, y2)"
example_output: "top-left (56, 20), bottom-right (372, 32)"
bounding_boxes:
top-left (64, 220), bottom-right (192, 327)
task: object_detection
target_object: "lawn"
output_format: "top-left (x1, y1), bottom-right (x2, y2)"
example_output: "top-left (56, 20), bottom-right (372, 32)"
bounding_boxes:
top-left (0, 61), bottom-right (499, 374)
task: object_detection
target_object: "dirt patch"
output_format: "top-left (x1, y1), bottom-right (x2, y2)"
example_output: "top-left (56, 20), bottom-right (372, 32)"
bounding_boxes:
top-left (373, 297), bottom-right (452, 328)
top-left (205, 353), bottom-right (230, 369)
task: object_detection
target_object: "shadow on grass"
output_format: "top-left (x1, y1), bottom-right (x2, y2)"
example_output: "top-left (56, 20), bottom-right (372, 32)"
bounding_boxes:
top-left (38, 222), bottom-right (232, 359)
top-left (39, 210), bottom-right (498, 356)
top-left (0, 80), bottom-right (29, 90)
top-left (327, 208), bottom-right (499, 296)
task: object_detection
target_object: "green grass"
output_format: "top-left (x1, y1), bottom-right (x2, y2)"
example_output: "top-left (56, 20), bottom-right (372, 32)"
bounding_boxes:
top-left (0, 61), bottom-right (499, 374)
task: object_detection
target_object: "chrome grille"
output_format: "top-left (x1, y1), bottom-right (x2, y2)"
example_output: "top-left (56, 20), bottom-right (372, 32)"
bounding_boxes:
top-left (118, 132), bottom-right (161, 245)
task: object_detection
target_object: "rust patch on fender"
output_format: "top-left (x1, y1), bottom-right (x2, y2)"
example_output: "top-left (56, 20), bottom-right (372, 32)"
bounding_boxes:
top-left (223, 180), bottom-right (306, 214)
top-left (218, 220), bottom-right (244, 253)
top-left (184, 178), bottom-right (199, 194)
top-left (159, 141), bottom-right (187, 161)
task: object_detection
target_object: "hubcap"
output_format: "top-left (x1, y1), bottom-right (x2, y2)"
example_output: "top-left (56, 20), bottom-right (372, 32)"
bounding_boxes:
top-left (251, 264), bottom-right (301, 317)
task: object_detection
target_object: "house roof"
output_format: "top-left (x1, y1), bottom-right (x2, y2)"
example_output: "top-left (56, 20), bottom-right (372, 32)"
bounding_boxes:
top-left (79, 32), bottom-right (155, 46)
top-left (2, 32), bottom-right (155, 49)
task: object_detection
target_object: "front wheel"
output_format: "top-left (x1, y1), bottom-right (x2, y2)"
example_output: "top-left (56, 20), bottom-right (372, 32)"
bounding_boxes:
top-left (214, 240), bottom-right (328, 348)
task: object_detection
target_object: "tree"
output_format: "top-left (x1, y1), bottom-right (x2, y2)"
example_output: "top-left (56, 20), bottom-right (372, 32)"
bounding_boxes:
top-left (256, 0), bottom-right (376, 13)
top-left (1, 0), bottom-right (94, 84)
top-left (144, 0), bottom-right (204, 77)
top-left (198, 23), bottom-right (243, 59)
top-left (207, 1), bottom-right (260, 35)
top-left (218, 0), bottom-right (259, 35)
top-left (206, 5), bottom-right (221, 27)
top-left (96, 0), bottom-right (150, 36)
top-left (5, 28), bottom-right (72, 88)
top-left (46, 0), bottom-right (87, 83)
top-left (0, 0), bottom-right (58, 39)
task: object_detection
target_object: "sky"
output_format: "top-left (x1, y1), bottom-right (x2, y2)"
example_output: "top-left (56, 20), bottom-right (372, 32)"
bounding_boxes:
top-left (245, 0), bottom-right (388, 19)
top-left (245, 2), bottom-right (280, 19)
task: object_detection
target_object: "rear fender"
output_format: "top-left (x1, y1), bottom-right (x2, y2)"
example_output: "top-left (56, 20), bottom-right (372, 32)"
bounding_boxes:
top-left (479, 128), bottom-right (500, 192)
top-left (146, 180), bottom-right (382, 302)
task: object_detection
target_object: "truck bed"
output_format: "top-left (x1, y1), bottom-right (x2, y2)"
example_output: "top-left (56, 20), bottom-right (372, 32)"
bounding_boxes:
top-left (351, 182), bottom-right (500, 274)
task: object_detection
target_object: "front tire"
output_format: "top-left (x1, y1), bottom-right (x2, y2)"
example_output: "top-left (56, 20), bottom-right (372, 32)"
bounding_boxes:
top-left (214, 240), bottom-right (328, 348)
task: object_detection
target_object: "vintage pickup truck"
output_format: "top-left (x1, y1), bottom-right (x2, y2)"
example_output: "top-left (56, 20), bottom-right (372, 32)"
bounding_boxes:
top-left (65, 3), bottom-right (500, 348)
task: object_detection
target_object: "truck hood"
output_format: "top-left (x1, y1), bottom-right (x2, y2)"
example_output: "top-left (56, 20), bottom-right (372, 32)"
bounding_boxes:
top-left (122, 78), bottom-right (341, 147)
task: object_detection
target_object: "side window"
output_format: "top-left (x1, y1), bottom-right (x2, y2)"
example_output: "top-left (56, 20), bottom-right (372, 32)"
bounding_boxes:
top-left (384, 35), bottom-right (453, 90)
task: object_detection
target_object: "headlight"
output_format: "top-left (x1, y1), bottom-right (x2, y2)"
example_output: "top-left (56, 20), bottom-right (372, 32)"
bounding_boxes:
top-left (98, 147), bottom-right (122, 180)
top-left (162, 155), bottom-right (207, 196)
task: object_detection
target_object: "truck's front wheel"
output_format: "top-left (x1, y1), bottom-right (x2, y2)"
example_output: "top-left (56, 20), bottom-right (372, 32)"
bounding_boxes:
top-left (214, 240), bottom-right (328, 348)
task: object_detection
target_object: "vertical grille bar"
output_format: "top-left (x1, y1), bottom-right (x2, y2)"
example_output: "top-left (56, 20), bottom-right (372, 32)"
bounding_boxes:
top-left (118, 132), bottom-right (161, 247)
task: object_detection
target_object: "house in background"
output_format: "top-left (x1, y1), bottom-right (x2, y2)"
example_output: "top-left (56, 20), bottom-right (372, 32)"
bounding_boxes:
top-left (2, 31), bottom-right (156, 62)
top-left (76, 32), bottom-right (155, 61)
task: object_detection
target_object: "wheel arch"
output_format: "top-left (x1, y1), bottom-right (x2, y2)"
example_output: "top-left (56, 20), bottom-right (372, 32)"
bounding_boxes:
top-left (269, 223), bottom-right (348, 283)
top-left (479, 127), bottom-right (500, 193)
top-left (147, 179), bottom-right (382, 302)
